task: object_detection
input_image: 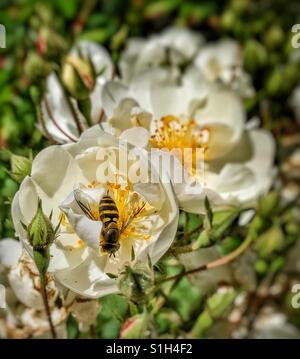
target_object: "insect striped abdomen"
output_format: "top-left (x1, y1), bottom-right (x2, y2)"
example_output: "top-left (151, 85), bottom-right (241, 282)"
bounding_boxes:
top-left (99, 196), bottom-right (119, 225)
top-left (99, 195), bottom-right (120, 255)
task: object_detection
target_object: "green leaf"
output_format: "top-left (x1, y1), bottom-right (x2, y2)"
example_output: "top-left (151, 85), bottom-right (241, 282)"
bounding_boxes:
top-left (131, 245), bottom-right (135, 261)
top-left (67, 314), bottom-right (79, 339)
top-left (180, 2), bottom-right (217, 23)
top-left (254, 225), bottom-right (284, 259)
top-left (106, 272), bottom-right (118, 279)
top-left (204, 196), bottom-right (213, 228)
top-left (193, 208), bottom-right (240, 249)
top-left (187, 213), bottom-right (203, 233)
top-left (169, 277), bottom-right (202, 321)
top-left (96, 294), bottom-right (129, 339)
top-left (54, 0), bottom-right (79, 19)
top-left (217, 236), bottom-right (241, 255)
top-left (189, 288), bottom-right (236, 338)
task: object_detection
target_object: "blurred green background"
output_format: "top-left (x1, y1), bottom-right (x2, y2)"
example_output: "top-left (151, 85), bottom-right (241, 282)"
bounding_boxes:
top-left (0, 0), bottom-right (299, 339)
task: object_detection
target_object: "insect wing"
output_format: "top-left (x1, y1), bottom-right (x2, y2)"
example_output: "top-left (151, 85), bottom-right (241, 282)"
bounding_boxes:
top-left (74, 189), bottom-right (99, 221)
top-left (119, 201), bottom-right (146, 234)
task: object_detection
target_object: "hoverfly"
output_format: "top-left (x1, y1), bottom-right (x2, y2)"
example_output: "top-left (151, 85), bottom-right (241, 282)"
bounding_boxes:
top-left (73, 187), bottom-right (146, 257)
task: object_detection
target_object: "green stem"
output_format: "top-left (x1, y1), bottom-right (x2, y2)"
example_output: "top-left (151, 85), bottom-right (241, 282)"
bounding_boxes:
top-left (33, 248), bottom-right (56, 339)
top-left (55, 71), bottom-right (84, 135)
top-left (40, 275), bottom-right (57, 339)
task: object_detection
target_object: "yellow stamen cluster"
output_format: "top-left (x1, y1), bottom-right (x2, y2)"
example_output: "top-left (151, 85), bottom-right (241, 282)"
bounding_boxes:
top-left (87, 178), bottom-right (154, 242)
top-left (149, 115), bottom-right (209, 176)
top-left (106, 181), bottom-right (153, 241)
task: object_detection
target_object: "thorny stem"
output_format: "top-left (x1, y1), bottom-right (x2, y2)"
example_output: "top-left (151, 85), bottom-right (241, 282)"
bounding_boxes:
top-left (40, 275), bottom-right (57, 339)
top-left (157, 235), bottom-right (254, 285)
top-left (171, 243), bottom-right (194, 255)
top-left (54, 71), bottom-right (84, 135)
top-left (44, 98), bottom-right (77, 142)
top-left (98, 109), bottom-right (105, 123)
top-left (35, 103), bottom-right (57, 144)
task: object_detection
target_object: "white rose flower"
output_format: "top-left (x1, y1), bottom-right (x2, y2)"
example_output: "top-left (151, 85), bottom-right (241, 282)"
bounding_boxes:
top-left (12, 127), bottom-right (178, 298)
top-left (119, 26), bottom-right (204, 84)
top-left (40, 41), bottom-right (113, 143)
top-left (194, 39), bottom-right (254, 98)
top-left (102, 65), bottom-right (275, 213)
top-left (0, 239), bottom-right (67, 338)
top-left (0, 238), bottom-right (22, 271)
top-left (8, 251), bottom-right (59, 309)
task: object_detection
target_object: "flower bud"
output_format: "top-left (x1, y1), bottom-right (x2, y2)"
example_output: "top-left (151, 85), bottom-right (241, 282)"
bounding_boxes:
top-left (118, 261), bottom-right (154, 303)
top-left (61, 55), bottom-right (95, 100)
top-left (254, 225), bottom-right (284, 259)
top-left (244, 39), bottom-right (267, 72)
top-left (258, 191), bottom-right (280, 219)
top-left (24, 52), bottom-right (52, 81)
top-left (119, 311), bottom-right (148, 339)
top-left (248, 215), bottom-right (265, 237)
top-left (27, 199), bottom-right (55, 250)
top-left (38, 27), bottom-right (67, 59)
top-left (10, 153), bottom-right (32, 183)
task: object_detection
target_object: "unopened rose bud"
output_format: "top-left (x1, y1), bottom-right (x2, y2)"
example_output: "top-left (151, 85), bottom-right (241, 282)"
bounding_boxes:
top-left (248, 215), bottom-right (265, 237)
top-left (254, 225), bottom-right (284, 259)
top-left (24, 52), bottom-right (52, 81)
top-left (258, 191), bottom-right (280, 219)
top-left (118, 261), bottom-right (154, 303)
top-left (62, 55), bottom-right (95, 100)
top-left (119, 311), bottom-right (148, 339)
top-left (26, 199), bottom-right (56, 250)
top-left (10, 153), bottom-right (32, 183)
top-left (38, 27), bottom-right (67, 59)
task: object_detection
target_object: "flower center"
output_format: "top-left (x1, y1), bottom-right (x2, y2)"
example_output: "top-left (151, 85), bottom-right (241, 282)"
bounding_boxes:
top-left (88, 179), bottom-right (154, 243)
top-left (106, 181), bottom-right (153, 241)
top-left (149, 115), bottom-right (209, 176)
